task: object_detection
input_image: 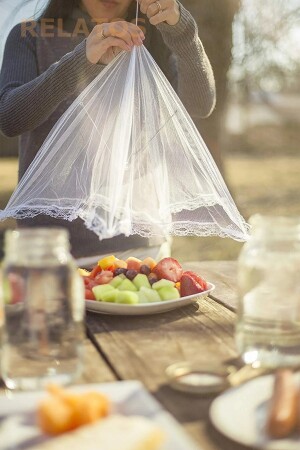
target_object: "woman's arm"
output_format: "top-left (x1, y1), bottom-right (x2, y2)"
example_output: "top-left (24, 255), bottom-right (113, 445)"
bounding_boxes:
top-left (0, 24), bottom-right (103, 137)
top-left (0, 21), bottom-right (144, 138)
top-left (151, 2), bottom-right (216, 118)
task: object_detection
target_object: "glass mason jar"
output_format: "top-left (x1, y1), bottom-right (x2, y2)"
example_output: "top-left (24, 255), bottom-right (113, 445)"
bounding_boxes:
top-left (0, 271), bottom-right (4, 374)
top-left (0, 228), bottom-right (85, 390)
top-left (236, 215), bottom-right (300, 368)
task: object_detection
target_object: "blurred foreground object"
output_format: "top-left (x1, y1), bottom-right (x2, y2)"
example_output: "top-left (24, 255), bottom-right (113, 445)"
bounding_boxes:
top-left (236, 215), bottom-right (300, 368)
top-left (1, 228), bottom-right (85, 390)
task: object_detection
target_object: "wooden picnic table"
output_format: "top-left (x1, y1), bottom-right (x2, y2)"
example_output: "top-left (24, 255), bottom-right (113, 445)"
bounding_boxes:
top-left (81, 260), bottom-right (247, 450)
top-left (1, 260), bottom-right (252, 450)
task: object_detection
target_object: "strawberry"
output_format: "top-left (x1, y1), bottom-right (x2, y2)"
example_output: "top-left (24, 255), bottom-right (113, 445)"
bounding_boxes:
top-left (89, 265), bottom-right (102, 279)
top-left (85, 289), bottom-right (96, 301)
top-left (94, 270), bottom-right (114, 285)
top-left (153, 257), bottom-right (183, 282)
top-left (7, 273), bottom-right (24, 304)
top-left (84, 278), bottom-right (99, 290)
top-left (183, 271), bottom-right (208, 291)
top-left (180, 271), bottom-right (208, 297)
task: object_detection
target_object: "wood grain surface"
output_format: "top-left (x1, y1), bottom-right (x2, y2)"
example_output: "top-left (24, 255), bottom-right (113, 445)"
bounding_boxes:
top-left (86, 294), bottom-right (243, 449)
top-left (183, 261), bottom-right (238, 311)
top-left (78, 338), bottom-right (116, 384)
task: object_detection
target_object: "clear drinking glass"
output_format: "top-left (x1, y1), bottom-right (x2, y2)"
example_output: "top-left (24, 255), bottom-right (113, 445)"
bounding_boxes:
top-left (0, 274), bottom-right (4, 371)
top-left (0, 228), bottom-right (85, 390)
top-left (236, 215), bottom-right (300, 368)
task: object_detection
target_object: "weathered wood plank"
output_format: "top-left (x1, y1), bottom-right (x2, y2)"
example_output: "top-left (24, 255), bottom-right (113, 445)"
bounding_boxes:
top-left (183, 261), bottom-right (238, 311)
top-left (78, 338), bottom-right (116, 384)
top-left (87, 299), bottom-right (237, 388)
top-left (154, 386), bottom-right (254, 450)
top-left (0, 338), bottom-right (116, 393)
top-left (87, 298), bottom-right (242, 449)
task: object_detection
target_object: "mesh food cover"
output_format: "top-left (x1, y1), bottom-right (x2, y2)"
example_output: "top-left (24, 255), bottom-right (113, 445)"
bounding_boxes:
top-left (0, 45), bottom-right (249, 241)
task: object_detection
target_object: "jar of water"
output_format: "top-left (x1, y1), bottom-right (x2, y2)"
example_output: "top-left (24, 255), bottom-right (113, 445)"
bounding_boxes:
top-left (236, 215), bottom-right (300, 368)
top-left (0, 228), bottom-right (85, 389)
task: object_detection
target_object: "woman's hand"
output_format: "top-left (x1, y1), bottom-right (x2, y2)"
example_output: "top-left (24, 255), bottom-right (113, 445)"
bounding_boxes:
top-left (86, 21), bottom-right (145, 65)
top-left (138, 0), bottom-right (180, 26)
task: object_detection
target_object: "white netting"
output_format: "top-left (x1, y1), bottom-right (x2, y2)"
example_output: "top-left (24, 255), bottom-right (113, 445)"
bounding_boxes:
top-left (0, 45), bottom-right (249, 241)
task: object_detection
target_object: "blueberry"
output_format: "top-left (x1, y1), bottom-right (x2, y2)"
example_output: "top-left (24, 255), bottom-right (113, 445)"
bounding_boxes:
top-left (126, 269), bottom-right (138, 280)
top-left (114, 268), bottom-right (127, 276)
top-left (140, 264), bottom-right (151, 276)
top-left (148, 273), bottom-right (158, 285)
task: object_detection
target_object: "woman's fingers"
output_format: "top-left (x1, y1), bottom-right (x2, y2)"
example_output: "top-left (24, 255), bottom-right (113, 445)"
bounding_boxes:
top-left (86, 21), bottom-right (145, 65)
top-left (139, 0), bottom-right (165, 16)
top-left (101, 22), bottom-right (144, 47)
top-left (149, 9), bottom-right (169, 26)
top-left (138, 0), bottom-right (180, 26)
top-left (138, 0), bottom-right (156, 15)
top-left (101, 36), bottom-right (132, 53)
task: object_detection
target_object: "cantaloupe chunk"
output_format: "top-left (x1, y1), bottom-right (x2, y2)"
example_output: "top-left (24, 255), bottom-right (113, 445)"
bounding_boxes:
top-left (114, 258), bottom-right (127, 269)
top-left (73, 392), bottom-right (110, 426)
top-left (37, 385), bottom-right (110, 435)
top-left (38, 396), bottom-right (76, 435)
top-left (142, 257), bottom-right (157, 271)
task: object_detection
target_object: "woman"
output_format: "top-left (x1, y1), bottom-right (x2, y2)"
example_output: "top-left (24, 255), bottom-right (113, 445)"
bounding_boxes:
top-left (0, 0), bottom-right (216, 260)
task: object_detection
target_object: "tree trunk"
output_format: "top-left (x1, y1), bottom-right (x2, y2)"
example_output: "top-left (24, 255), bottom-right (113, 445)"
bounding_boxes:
top-left (181, 0), bottom-right (240, 171)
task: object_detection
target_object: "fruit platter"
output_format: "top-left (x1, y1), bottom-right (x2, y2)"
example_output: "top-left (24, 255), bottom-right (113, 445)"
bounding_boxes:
top-left (79, 256), bottom-right (214, 315)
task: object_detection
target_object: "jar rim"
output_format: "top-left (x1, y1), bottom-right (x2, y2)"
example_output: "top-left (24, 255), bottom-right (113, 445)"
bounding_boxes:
top-left (5, 227), bottom-right (69, 239)
top-left (4, 227), bottom-right (71, 259)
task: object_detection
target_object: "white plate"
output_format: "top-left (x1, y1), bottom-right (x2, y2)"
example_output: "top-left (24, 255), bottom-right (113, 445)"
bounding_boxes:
top-left (210, 374), bottom-right (300, 449)
top-left (0, 381), bottom-right (199, 450)
top-left (85, 282), bottom-right (215, 315)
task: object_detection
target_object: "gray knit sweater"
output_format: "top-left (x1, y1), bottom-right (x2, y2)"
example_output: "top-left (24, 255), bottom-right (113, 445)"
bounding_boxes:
top-left (0, 3), bottom-right (216, 258)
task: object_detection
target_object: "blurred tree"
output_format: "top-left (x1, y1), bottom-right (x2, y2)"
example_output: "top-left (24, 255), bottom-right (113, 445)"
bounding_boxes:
top-left (182, 0), bottom-right (240, 171)
top-left (231, 0), bottom-right (300, 96)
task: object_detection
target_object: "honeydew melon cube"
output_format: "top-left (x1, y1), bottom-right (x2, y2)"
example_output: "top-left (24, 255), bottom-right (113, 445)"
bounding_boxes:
top-left (109, 274), bottom-right (126, 288)
top-left (118, 279), bottom-right (138, 292)
top-left (3, 279), bottom-right (12, 304)
top-left (140, 287), bottom-right (161, 303)
top-left (137, 290), bottom-right (149, 304)
top-left (92, 284), bottom-right (115, 301)
top-left (116, 291), bottom-right (139, 304)
top-left (101, 289), bottom-right (118, 303)
top-left (152, 279), bottom-right (175, 290)
top-left (158, 286), bottom-right (180, 301)
top-left (133, 274), bottom-right (151, 290)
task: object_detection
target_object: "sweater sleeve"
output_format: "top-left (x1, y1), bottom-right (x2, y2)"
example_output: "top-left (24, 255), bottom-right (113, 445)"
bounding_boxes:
top-left (0, 24), bottom-right (104, 137)
top-left (156, 3), bottom-right (216, 118)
